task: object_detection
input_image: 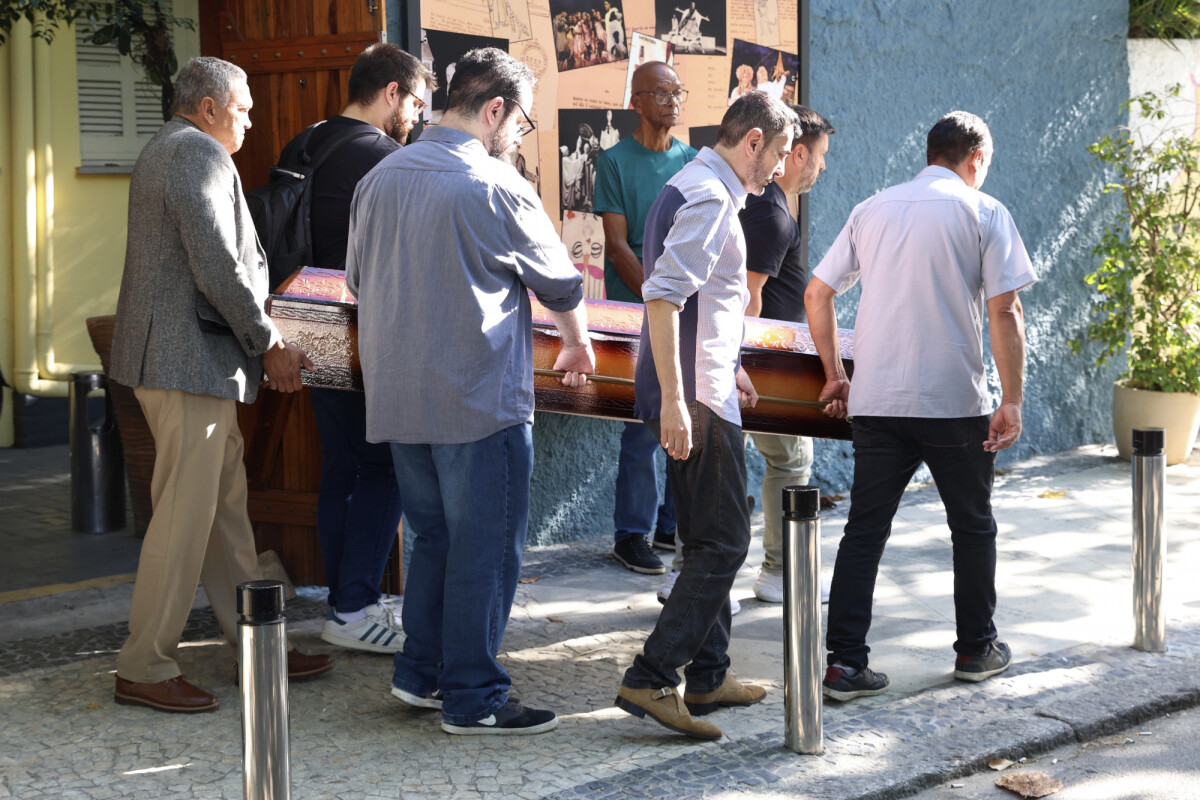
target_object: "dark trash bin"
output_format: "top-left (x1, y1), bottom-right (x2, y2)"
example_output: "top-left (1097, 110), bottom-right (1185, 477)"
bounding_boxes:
top-left (70, 371), bottom-right (126, 532)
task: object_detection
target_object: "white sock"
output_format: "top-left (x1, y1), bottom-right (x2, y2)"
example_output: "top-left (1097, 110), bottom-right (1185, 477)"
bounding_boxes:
top-left (337, 607), bottom-right (367, 623)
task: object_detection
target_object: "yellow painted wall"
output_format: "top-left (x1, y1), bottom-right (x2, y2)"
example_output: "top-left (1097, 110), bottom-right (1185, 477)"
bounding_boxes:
top-left (1, 7), bottom-right (198, 446)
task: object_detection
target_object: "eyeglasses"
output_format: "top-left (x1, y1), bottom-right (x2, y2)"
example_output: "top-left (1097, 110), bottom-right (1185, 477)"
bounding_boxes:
top-left (503, 97), bottom-right (536, 137)
top-left (635, 89), bottom-right (689, 106)
top-left (404, 88), bottom-right (427, 112)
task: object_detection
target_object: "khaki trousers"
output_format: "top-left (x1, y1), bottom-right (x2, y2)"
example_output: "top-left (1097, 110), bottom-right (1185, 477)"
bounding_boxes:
top-left (748, 432), bottom-right (813, 575)
top-left (116, 388), bottom-right (261, 684)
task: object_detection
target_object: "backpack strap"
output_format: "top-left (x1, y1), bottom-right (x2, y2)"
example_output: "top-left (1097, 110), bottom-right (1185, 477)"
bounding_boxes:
top-left (307, 126), bottom-right (388, 173)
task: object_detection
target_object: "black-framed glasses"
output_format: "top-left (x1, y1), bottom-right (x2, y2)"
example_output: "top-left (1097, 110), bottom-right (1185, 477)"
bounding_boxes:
top-left (636, 89), bottom-right (689, 106)
top-left (503, 97), bottom-right (536, 137)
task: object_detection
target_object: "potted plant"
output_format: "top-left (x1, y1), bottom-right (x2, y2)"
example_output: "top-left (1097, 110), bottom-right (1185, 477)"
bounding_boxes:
top-left (1072, 85), bottom-right (1200, 464)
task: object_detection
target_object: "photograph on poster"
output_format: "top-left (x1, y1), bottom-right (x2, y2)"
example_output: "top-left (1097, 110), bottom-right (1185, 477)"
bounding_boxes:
top-left (753, 0), bottom-right (781, 46)
top-left (504, 130), bottom-right (541, 195)
top-left (559, 109), bottom-right (639, 214)
top-left (621, 32), bottom-right (675, 108)
top-left (655, 0), bottom-right (726, 56)
top-left (727, 39), bottom-right (798, 106)
top-left (688, 125), bottom-right (720, 151)
top-left (561, 211), bottom-right (607, 299)
top-left (550, 0), bottom-right (629, 72)
top-left (423, 29), bottom-right (509, 122)
top-left (490, 0), bottom-right (533, 43)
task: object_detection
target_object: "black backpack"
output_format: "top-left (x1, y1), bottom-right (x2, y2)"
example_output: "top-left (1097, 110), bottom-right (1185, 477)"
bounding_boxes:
top-left (246, 121), bottom-right (383, 290)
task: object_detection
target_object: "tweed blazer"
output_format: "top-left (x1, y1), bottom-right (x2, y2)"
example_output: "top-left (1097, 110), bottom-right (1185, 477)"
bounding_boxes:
top-left (110, 118), bottom-right (279, 403)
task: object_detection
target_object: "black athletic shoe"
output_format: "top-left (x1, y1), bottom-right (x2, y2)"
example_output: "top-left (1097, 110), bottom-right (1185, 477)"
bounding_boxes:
top-left (954, 641), bottom-right (1011, 682)
top-left (822, 664), bottom-right (890, 701)
top-left (651, 526), bottom-right (677, 552)
top-left (440, 698), bottom-right (558, 736)
top-left (613, 534), bottom-right (666, 574)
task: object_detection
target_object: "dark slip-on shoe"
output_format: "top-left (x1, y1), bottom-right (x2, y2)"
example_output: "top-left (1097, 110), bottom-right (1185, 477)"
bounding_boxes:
top-left (114, 675), bottom-right (219, 713)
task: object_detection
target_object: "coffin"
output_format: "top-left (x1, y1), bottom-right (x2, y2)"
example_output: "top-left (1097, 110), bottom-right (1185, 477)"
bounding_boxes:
top-left (268, 268), bottom-right (855, 440)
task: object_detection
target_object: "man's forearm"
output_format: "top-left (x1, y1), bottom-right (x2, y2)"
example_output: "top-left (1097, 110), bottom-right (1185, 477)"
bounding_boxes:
top-left (547, 302), bottom-right (590, 348)
top-left (608, 240), bottom-right (644, 297)
top-left (988, 292), bottom-right (1026, 405)
top-left (645, 298), bottom-right (684, 403)
top-left (804, 281), bottom-right (846, 381)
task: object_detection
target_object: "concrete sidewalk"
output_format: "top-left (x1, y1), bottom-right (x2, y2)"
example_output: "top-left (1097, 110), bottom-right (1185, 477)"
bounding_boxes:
top-left (0, 444), bottom-right (1198, 799)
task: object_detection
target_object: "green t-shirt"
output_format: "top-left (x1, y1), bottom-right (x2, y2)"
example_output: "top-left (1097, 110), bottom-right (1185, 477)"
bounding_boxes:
top-left (593, 136), bottom-right (698, 303)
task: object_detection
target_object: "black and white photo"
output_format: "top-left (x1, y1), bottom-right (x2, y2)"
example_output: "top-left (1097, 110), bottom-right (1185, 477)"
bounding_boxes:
top-left (655, 0), bottom-right (726, 56)
top-left (422, 29), bottom-right (508, 123)
top-left (550, 0), bottom-right (628, 72)
top-left (558, 108), bottom-right (638, 214)
top-left (727, 39), bottom-right (799, 106)
top-left (622, 32), bottom-right (674, 108)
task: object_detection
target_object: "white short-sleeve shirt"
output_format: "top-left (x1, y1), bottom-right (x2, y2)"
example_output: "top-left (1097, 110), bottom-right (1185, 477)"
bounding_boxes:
top-left (813, 165), bottom-right (1036, 418)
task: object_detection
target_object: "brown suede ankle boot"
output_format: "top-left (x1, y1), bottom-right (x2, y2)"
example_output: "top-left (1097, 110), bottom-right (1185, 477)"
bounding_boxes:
top-left (615, 685), bottom-right (721, 740)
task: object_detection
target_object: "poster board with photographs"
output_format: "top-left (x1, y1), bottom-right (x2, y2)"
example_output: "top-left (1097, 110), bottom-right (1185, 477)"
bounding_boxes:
top-left (419, 0), bottom-right (801, 298)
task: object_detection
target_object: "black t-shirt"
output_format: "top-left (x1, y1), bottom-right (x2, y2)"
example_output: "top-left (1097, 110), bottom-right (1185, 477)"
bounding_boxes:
top-left (739, 181), bottom-right (806, 323)
top-left (278, 115), bottom-right (397, 270)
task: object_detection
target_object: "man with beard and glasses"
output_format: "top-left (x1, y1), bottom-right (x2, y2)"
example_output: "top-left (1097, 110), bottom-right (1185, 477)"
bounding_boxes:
top-left (347, 47), bottom-right (595, 736)
top-left (274, 43), bottom-right (435, 656)
top-left (614, 91), bottom-right (797, 740)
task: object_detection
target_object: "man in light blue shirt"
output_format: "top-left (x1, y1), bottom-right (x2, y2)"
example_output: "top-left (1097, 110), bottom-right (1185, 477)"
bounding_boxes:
top-left (615, 91), bottom-right (797, 741)
top-left (594, 61), bottom-right (698, 575)
top-left (347, 48), bottom-right (595, 736)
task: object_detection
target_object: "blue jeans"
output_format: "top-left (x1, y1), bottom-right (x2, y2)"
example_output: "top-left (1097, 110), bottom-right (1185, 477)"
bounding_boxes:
top-left (613, 420), bottom-right (677, 542)
top-left (827, 415), bottom-right (998, 670)
top-left (309, 388), bottom-right (403, 614)
top-left (622, 404), bottom-right (750, 692)
top-left (388, 423), bottom-right (533, 724)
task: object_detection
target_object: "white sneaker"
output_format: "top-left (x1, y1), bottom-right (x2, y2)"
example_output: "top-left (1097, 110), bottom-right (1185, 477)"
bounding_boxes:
top-left (321, 601), bottom-right (404, 653)
top-left (657, 571), bottom-right (740, 616)
top-left (753, 571), bottom-right (831, 604)
top-left (753, 570), bottom-right (784, 603)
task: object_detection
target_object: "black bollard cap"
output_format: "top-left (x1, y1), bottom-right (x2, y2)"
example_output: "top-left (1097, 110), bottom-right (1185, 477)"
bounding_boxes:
top-left (237, 580), bottom-right (285, 624)
top-left (1132, 427), bottom-right (1165, 456)
top-left (782, 485), bottom-right (820, 521)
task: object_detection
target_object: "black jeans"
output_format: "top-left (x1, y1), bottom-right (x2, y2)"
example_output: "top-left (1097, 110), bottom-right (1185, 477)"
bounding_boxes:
top-left (827, 415), bottom-right (998, 670)
top-left (623, 402), bottom-right (750, 693)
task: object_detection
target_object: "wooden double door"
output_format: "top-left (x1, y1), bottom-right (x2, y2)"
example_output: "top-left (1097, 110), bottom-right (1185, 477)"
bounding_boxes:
top-left (198, 0), bottom-right (402, 591)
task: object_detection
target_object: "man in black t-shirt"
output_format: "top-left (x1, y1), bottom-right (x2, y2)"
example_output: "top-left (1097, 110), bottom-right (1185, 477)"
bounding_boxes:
top-left (278, 44), bottom-right (434, 653)
top-left (739, 105), bottom-right (835, 605)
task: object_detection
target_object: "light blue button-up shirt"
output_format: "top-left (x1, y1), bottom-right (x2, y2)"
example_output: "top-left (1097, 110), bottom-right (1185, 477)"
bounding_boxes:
top-left (346, 126), bottom-right (584, 444)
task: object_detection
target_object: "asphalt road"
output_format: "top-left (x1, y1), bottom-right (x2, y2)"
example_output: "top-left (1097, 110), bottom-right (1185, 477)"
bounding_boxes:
top-left (906, 707), bottom-right (1200, 800)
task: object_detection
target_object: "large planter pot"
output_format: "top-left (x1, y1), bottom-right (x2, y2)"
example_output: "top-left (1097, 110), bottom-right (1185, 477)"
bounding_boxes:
top-left (1112, 382), bottom-right (1200, 465)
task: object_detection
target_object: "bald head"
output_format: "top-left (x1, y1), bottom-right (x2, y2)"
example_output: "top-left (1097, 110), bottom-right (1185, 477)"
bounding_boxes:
top-left (631, 61), bottom-right (677, 94)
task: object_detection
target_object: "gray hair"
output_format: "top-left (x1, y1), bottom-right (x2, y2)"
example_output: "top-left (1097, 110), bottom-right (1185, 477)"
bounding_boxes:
top-left (170, 57), bottom-right (247, 116)
top-left (717, 90), bottom-right (798, 149)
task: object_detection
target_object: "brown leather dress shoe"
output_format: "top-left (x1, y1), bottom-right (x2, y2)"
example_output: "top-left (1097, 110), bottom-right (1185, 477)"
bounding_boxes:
top-left (683, 674), bottom-right (767, 716)
top-left (287, 648), bottom-right (334, 681)
top-left (114, 675), bottom-right (219, 713)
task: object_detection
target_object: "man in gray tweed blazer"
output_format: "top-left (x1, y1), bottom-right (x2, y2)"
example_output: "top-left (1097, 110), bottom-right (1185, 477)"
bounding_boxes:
top-left (109, 57), bottom-right (333, 713)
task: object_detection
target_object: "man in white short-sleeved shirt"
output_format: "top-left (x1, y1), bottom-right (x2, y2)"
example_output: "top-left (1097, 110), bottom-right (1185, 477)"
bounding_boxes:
top-left (804, 111), bottom-right (1036, 702)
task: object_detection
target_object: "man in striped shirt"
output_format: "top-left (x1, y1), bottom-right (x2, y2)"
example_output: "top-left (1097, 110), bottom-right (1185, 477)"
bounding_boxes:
top-left (615, 91), bottom-right (798, 740)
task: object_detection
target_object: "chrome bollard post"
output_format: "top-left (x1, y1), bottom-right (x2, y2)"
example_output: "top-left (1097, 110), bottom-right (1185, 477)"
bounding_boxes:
top-left (238, 581), bottom-right (291, 800)
top-left (1131, 428), bottom-right (1167, 653)
top-left (783, 485), bottom-right (823, 754)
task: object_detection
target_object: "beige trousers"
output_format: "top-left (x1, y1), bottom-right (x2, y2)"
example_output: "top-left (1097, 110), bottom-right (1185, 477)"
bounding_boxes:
top-left (748, 432), bottom-right (814, 575)
top-left (116, 388), bottom-right (261, 684)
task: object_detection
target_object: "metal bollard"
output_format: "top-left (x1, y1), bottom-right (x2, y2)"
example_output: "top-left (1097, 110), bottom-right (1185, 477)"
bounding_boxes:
top-left (782, 484), bottom-right (823, 754)
top-left (1131, 428), bottom-right (1167, 653)
top-left (238, 581), bottom-right (291, 800)
top-left (69, 371), bottom-right (126, 532)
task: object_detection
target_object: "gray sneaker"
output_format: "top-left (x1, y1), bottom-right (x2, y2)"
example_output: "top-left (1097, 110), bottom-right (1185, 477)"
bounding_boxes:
top-left (954, 641), bottom-right (1012, 682)
top-left (441, 698), bottom-right (558, 736)
top-left (822, 664), bottom-right (890, 701)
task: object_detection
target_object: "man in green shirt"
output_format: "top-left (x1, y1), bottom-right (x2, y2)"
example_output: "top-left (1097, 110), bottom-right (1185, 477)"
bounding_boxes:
top-left (594, 62), bottom-right (698, 577)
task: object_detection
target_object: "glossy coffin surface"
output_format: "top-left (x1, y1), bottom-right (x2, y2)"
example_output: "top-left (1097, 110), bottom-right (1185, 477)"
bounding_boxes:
top-left (268, 268), bottom-right (854, 439)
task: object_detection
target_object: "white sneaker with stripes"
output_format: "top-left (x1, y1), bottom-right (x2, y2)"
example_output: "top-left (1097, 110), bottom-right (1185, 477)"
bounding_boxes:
top-left (321, 601), bottom-right (404, 653)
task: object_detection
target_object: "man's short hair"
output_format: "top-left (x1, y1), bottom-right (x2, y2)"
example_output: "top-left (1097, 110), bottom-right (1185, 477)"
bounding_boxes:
top-left (926, 111), bottom-right (992, 166)
top-left (790, 105), bottom-right (835, 149)
top-left (445, 48), bottom-right (534, 118)
top-left (716, 90), bottom-right (798, 148)
top-left (170, 57), bottom-right (247, 116)
top-left (348, 43), bottom-right (436, 106)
